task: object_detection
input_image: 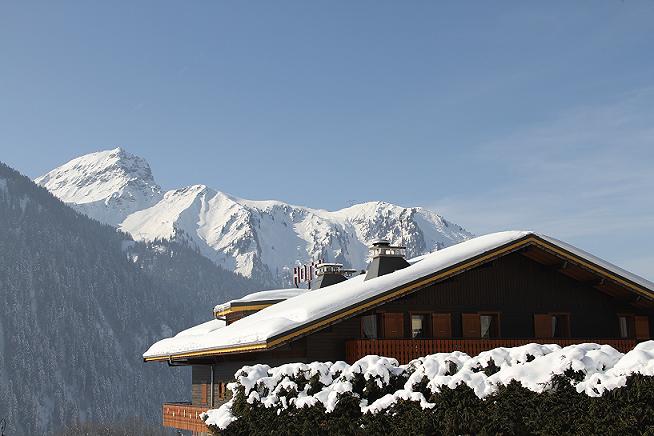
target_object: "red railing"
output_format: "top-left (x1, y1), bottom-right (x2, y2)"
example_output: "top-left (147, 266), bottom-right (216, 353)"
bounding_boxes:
top-left (162, 402), bottom-right (209, 433)
top-left (345, 338), bottom-right (638, 364)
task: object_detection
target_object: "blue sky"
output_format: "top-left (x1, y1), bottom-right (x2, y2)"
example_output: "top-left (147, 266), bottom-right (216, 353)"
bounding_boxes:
top-left (1, 1), bottom-right (653, 279)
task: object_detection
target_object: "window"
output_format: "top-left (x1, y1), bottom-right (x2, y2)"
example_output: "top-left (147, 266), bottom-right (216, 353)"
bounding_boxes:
top-left (619, 316), bottom-right (630, 338)
top-left (462, 313), bottom-right (500, 338)
top-left (619, 315), bottom-right (650, 339)
top-left (534, 313), bottom-right (570, 338)
top-left (552, 314), bottom-right (570, 338)
top-left (411, 314), bottom-right (427, 338)
top-left (480, 313), bottom-right (500, 338)
top-left (361, 314), bottom-right (378, 339)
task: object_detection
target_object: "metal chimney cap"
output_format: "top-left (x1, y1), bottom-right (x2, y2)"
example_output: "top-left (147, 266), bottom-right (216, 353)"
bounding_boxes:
top-left (315, 263), bottom-right (345, 276)
top-left (315, 262), bottom-right (344, 268)
top-left (371, 239), bottom-right (391, 247)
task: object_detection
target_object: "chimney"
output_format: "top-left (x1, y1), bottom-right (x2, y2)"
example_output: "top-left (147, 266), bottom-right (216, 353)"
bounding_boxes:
top-left (364, 240), bottom-right (410, 281)
top-left (314, 263), bottom-right (356, 289)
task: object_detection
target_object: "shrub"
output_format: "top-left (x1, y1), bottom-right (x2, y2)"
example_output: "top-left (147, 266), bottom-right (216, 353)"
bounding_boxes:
top-left (206, 343), bottom-right (654, 435)
top-left (209, 374), bottom-right (654, 436)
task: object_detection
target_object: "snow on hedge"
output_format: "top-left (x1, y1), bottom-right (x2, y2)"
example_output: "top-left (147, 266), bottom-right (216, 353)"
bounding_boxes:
top-left (203, 341), bottom-right (654, 430)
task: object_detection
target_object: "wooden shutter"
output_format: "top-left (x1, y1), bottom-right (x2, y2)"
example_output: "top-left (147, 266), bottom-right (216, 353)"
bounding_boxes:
top-left (462, 313), bottom-right (481, 338)
top-left (383, 313), bottom-right (404, 339)
top-left (201, 383), bottom-right (208, 405)
top-left (534, 314), bottom-right (552, 338)
top-left (557, 314), bottom-right (570, 338)
top-left (635, 316), bottom-right (650, 340)
top-left (432, 313), bottom-right (452, 338)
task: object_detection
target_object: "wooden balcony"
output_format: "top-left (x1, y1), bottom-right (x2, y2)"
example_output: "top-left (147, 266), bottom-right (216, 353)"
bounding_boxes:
top-left (162, 402), bottom-right (209, 433)
top-left (345, 338), bottom-right (638, 364)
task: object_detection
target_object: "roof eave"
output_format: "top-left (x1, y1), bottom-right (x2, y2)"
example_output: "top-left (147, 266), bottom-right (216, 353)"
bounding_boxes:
top-left (143, 340), bottom-right (270, 362)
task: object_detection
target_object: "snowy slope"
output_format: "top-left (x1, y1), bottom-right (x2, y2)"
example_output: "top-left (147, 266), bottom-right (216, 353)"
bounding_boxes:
top-left (38, 148), bottom-right (473, 284)
top-left (35, 147), bottom-right (163, 225)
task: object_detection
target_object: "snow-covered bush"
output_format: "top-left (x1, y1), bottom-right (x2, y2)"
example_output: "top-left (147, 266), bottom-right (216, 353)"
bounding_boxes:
top-left (203, 341), bottom-right (654, 435)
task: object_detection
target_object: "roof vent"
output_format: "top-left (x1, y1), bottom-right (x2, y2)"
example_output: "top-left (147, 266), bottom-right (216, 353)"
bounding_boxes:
top-left (314, 263), bottom-right (357, 289)
top-left (364, 241), bottom-right (410, 281)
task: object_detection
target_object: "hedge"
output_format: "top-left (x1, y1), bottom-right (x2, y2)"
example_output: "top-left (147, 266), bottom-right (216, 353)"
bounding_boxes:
top-left (208, 373), bottom-right (654, 435)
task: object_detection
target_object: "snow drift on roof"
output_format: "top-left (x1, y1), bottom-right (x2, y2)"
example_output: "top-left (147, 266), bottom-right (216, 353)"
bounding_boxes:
top-left (174, 319), bottom-right (226, 338)
top-left (213, 253), bottom-right (427, 314)
top-left (214, 288), bottom-right (308, 314)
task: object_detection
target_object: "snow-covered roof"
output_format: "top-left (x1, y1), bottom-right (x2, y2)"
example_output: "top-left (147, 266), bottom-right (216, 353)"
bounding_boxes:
top-left (144, 231), bottom-right (654, 361)
top-left (214, 288), bottom-right (308, 315)
top-left (174, 318), bottom-right (226, 338)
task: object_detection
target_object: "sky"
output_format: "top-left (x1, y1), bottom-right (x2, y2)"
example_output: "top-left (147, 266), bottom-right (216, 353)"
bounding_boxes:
top-left (1, 1), bottom-right (653, 279)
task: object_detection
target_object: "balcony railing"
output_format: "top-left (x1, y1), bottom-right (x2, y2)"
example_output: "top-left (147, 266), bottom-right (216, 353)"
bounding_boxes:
top-left (345, 338), bottom-right (638, 364)
top-left (162, 402), bottom-right (209, 433)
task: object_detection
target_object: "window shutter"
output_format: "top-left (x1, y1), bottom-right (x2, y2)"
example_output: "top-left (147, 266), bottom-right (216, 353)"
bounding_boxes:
top-left (557, 314), bottom-right (570, 338)
top-left (384, 313), bottom-right (404, 339)
top-left (462, 313), bottom-right (481, 338)
top-left (534, 314), bottom-right (552, 338)
top-left (432, 313), bottom-right (452, 338)
top-left (201, 383), bottom-right (208, 405)
top-left (635, 316), bottom-right (650, 340)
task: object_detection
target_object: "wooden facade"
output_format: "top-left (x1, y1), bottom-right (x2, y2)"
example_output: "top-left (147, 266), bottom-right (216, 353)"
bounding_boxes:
top-left (219, 251), bottom-right (652, 366)
top-left (165, 243), bottom-right (654, 433)
top-left (345, 338), bottom-right (638, 364)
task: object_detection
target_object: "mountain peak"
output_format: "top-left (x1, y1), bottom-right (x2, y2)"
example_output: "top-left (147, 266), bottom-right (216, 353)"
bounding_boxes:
top-left (36, 148), bottom-right (155, 189)
top-left (35, 148), bottom-right (163, 225)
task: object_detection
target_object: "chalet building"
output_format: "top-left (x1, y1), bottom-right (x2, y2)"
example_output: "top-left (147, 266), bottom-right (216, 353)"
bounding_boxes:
top-left (143, 231), bottom-right (654, 434)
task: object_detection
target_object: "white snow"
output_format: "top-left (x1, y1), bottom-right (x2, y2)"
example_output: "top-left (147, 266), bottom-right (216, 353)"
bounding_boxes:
top-left (214, 288), bottom-right (309, 314)
top-left (202, 341), bottom-right (654, 430)
top-left (121, 194), bottom-right (472, 281)
top-left (144, 230), bottom-right (654, 360)
top-left (37, 148), bottom-right (473, 281)
top-left (174, 319), bottom-right (226, 338)
top-left (35, 147), bottom-right (162, 226)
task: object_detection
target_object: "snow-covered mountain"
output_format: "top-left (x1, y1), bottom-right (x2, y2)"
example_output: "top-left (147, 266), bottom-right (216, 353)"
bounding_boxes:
top-left (35, 147), bottom-right (163, 226)
top-left (37, 148), bottom-right (473, 284)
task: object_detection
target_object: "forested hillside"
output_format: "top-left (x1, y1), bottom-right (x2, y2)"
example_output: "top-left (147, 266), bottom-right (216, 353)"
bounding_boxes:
top-left (0, 162), bottom-right (259, 434)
